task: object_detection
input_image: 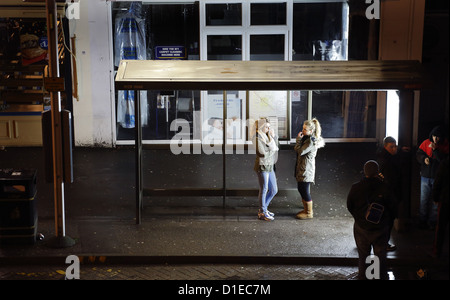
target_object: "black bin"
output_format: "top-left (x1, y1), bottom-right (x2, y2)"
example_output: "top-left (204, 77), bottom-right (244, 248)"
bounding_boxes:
top-left (0, 169), bottom-right (38, 245)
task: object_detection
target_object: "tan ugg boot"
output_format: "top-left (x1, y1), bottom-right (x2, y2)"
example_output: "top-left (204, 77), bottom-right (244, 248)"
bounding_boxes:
top-left (296, 200), bottom-right (306, 218)
top-left (296, 201), bottom-right (313, 219)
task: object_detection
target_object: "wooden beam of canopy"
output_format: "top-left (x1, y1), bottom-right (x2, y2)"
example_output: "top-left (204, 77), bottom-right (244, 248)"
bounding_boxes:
top-left (115, 60), bottom-right (429, 91)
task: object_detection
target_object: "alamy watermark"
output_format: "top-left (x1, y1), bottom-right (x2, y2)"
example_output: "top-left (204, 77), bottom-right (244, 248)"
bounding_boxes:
top-left (65, 255), bottom-right (80, 280)
top-left (365, 0), bottom-right (380, 20)
top-left (365, 255), bottom-right (381, 280)
top-left (169, 117), bottom-right (259, 155)
top-left (66, 1), bottom-right (80, 20)
top-left (63, 1), bottom-right (378, 24)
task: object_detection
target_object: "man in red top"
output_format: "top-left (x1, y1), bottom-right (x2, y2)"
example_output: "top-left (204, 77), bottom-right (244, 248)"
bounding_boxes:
top-left (416, 126), bottom-right (449, 230)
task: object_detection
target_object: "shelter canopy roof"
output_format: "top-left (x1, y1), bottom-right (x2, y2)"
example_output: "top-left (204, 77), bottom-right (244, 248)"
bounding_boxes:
top-left (115, 60), bottom-right (428, 91)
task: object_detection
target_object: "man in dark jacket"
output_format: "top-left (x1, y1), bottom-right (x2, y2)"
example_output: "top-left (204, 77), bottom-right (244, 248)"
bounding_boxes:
top-left (376, 136), bottom-right (405, 251)
top-left (347, 160), bottom-right (395, 280)
top-left (416, 126), bottom-right (449, 229)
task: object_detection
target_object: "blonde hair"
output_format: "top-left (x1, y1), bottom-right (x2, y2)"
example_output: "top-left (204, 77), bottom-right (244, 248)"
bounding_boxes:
top-left (249, 118), bottom-right (268, 139)
top-left (257, 117), bottom-right (270, 131)
top-left (304, 118), bottom-right (324, 148)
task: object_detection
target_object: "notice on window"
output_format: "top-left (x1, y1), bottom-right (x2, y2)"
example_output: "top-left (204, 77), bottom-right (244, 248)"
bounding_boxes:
top-left (203, 94), bottom-right (242, 143)
top-left (249, 91), bottom-right (288, 139)
top-left (155, 46), bottom-right (186, 60)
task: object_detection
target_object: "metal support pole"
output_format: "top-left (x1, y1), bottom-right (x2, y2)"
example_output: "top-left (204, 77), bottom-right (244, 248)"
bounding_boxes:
top-left (222, 90), bottom-right (227, 208)
top-left (45, 0), bottom-right (74, 248)
top-left (396, 89), bottom-right (414, 232)
top-left (135, 90), bottom-right (143, 224)
top-left (307, 91), bottom-right (313, 120)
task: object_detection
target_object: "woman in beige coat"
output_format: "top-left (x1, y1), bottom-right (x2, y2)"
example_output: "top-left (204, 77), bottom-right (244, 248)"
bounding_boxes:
top-left (253, 118), bottom-right (279, 221)
top-left (294, 118), bottom-right (325, 219)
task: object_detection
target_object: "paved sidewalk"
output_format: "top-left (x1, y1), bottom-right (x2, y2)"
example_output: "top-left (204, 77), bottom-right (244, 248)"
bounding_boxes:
top-left (1, 263), bottom-right (360, 280)
top-left (0, 146), bottom-right (448, 281)
top-left (1, 212), bottom-right (448, 280)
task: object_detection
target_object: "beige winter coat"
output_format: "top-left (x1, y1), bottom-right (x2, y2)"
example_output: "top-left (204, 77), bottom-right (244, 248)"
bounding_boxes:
top-left (253, 131), bottom-right (279, 172)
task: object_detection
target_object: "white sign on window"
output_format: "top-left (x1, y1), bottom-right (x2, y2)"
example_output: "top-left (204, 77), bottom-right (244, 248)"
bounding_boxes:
top-left (203, 94), bottom-right (242, 143)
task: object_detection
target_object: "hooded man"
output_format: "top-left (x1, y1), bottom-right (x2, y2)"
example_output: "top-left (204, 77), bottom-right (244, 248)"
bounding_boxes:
top-left (416, 126), bottom-right (449, 229)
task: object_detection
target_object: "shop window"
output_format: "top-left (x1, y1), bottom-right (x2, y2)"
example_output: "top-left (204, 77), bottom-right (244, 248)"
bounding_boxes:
top-left (206, 3), bottom-right (242, 26)
top-left (112, 2), bottom-right (200, 142)
top-left (250, 34), bottom-right (285, 61)
top-left (290, 1), bottom-right (378, 140)
top-left (293, 2), bottom-right (347, 61)
top-left (250, 2), bottom-right (287, 25)
top-left (112, 1), bottom-right (381, 144)
top-left (207, 35), bottom-right (242, 60)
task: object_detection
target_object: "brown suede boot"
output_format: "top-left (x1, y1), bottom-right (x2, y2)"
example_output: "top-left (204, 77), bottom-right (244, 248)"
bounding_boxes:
top-left (296, 199), bottom-right (306, 218)
top-left (296, 200), bottom-right (313, 219)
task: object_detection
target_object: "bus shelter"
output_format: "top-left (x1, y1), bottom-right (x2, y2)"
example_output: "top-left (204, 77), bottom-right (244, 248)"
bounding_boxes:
top-left (115, 60), bottom-right (429, 224)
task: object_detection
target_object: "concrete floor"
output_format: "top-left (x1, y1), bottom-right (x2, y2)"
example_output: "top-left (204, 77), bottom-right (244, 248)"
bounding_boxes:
top-left (1, 143), bottom-right (381, 219)
top-left (0, 143), bottom-right (447, 280)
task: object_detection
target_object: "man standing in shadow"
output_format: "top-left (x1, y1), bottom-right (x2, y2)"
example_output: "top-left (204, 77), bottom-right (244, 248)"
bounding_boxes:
top-left (347, 160), bottom-right (396, 280)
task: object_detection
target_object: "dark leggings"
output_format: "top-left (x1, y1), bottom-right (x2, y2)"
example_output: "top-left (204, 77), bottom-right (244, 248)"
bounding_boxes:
top-left (297, 182), bottom-right (312, 202)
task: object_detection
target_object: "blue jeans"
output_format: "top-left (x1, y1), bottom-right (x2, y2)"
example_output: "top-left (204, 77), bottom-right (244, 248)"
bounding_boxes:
top-left (256, 171), bottom-right (278, 213)
top-left (419, 177), bottom-right (438, 225)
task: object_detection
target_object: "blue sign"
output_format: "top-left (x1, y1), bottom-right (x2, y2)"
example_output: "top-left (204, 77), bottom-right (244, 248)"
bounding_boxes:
top-left (39, 37), bottom-right (48, 50)
top-left (155, 46), bottom-right (186, 60)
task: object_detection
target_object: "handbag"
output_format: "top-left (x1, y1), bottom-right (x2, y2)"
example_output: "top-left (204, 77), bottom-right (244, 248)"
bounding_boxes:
top-left (365, 202), bottom-right (385, 224)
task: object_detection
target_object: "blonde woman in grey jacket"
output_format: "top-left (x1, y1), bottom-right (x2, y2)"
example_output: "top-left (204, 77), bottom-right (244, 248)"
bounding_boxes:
top-left (252, 118), bottom-right (279, 221)
top-left (294, 118), bottom-right (325, 219)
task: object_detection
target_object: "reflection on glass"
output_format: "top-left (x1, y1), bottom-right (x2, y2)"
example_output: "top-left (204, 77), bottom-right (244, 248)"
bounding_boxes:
top-left (313, 40), bottom-right (345, 61)
top-left (291, 91), bottom-right (308, 139)
top-left (312, 91), bottom-right (344, 138)
top-left (250, 34), bottom-right (284, 61)
top-left (312, 91), bottom-right (376, 138)
top-left (251, 2), bottom-right (287, 25)
top-left (206, 3), bottom-right (242, 26)
top-left (292, 2), bottom-right (347, 61)
top-left (207, 35), bottom-right (242, 60)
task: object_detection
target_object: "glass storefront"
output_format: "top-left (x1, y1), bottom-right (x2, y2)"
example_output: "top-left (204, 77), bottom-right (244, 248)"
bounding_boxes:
top-left (207, 35), bottom-right (242, 60)
top-left (113, 2), bottom-right (200, 142)
top-left (112, 1), bottom-right (379, 144)
top-left (206, 3), bottom-right (242, 26)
